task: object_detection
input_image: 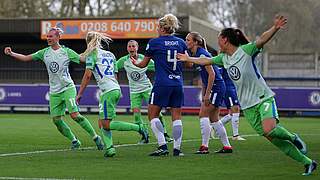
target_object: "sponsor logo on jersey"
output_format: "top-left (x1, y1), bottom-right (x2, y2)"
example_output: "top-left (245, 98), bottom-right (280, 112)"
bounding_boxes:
top-left (168, 74), bottom-right (181, 79)
top-left (228, 66), bottom-right (241, 81)
top-left (49, 62), bottom-right (59, 73)
top-left (130, 71), bottom-right (141, 81)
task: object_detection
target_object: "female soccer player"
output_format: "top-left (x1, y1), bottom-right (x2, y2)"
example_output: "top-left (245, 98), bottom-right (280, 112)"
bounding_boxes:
top-left (132, 14), bottom-right (187, 156)
top-left (76, 31), bottom-right (149, 158)
top-left (177, 15), bottom-right (317, 176)
top-left (185, 32), bottom-right (232, 154)
top-left (116, 40), bottom-right (172, 144)
top-left (4, 27), bottom-right (103, 150)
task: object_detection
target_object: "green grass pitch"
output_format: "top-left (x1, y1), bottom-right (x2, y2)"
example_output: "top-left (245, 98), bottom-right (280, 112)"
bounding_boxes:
top-left (0, 113), bottom-right (318, 180)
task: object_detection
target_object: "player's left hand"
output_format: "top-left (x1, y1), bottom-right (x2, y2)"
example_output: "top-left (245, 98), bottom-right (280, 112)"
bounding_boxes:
top-left (76, 95), bottom-right (81, 104)
top-left (130, 56), bottom-right (137, 65)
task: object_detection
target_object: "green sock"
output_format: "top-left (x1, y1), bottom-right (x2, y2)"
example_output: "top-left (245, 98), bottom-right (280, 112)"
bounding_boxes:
top-left (134, 112), bottom-right (143, 124)
top-left (101, 128), bottom-right (113, 149)
top-left (267, 125), bottom-right (295, 141)
top-left (110, 121), bottom-right (140, 132)
top-left (270, 138), bottom-right (312, 165)
top-left (159, 113), bottom-right (168, 134)
top-left (74, 114), bottom-right (96, 138)
top-left (53, 119), bottom-right (76, 141)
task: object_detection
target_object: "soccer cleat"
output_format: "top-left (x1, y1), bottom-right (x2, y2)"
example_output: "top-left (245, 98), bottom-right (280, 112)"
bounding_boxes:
top-left (93, 135), bottom-right (104, 150)
top-left (215, 146), bottom-right (233, 153)
top-left (71, 139), bottom-right (81, 150)
top-left (164, 133), bottom-right (174, 143)
top-left (302, 160), bottom-right (317, 176)
top-left (138, 125), bottom-right (149, 144)
top-left (292, 133), bottom-right (307, 155)
top-left (232, 135), bottom-right (246, 141)
top-left (104, 146), bottom-right (116, 158)
top-left (149, 145), bottom-right (169, 156)
top-left (173, 148), bottom-right (184, 156)
top-left (138, 136), bottom-right (148, 144)
top-left (195, 145), bottom-right (209, 154)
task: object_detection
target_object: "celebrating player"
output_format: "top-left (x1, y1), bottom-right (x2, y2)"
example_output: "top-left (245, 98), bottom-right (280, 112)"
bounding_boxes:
top-left (4, 27), bottom-right (103, 150)
top-left (177, 15), bottom-right (317, 176)
top-left (76, 31), bottom-right (149, 158)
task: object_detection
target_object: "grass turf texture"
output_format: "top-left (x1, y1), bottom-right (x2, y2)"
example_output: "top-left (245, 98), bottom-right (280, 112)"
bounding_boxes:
top-left (0, 113), bottom-right (318, 180)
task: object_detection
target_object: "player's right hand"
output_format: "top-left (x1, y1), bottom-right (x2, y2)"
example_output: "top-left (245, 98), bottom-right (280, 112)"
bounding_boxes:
top-left (177, 50), bottom-right (189, 61)
top-left (4, 47), bottom-right (12, 55)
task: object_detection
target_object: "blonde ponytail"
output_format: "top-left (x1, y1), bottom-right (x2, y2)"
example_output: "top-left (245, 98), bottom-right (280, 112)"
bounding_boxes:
top-left (82, 31), bottom-right (112, 57)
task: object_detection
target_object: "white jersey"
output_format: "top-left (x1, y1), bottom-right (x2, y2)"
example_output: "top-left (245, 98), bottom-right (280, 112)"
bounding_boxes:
top-left (212, 42), bottom-right (274, 109)
top-left (32, 46), bottom-right (80, 94)
top-left (86, 48), bottom-right (120, 93)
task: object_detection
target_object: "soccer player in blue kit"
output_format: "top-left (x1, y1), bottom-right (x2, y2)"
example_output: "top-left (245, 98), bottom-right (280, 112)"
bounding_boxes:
top-left (185, 32), bottom-right (232, 154)
top-left (132, 14), bottom-right (187, 156)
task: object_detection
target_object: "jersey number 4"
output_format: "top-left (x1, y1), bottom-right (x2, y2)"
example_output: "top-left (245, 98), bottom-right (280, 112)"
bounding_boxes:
top-left (167, 50), bottom-right (177, 71)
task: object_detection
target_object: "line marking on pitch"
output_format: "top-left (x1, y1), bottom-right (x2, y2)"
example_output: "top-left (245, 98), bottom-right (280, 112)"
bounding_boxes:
top-left (0, 133), bottom-right (318, 157)
top-left (0, 177), bottom-right (76, 180)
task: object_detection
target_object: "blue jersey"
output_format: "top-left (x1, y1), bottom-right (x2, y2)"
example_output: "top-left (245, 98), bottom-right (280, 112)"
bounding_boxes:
top-left (220, 67), bottom-right (236, 91)
top-left (145, 35), bottom-right (187, 87)
top-left (193, 47), bottom-right (224, 89)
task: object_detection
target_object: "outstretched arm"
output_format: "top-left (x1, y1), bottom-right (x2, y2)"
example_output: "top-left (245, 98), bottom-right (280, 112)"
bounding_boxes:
top-left (4, 47), bottom-right (33, 62)
top-left (256, 15), bottom-right (287, 49)
top-left (130, 56), bottom-right (151, 68)
top-left (76, 69), bottom-right (92, 104)
top-left (177, 51), bottom-right (213, 65)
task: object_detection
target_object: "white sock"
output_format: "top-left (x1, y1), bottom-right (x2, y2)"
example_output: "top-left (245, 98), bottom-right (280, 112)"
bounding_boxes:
top-left (200, 117), bottom-right (211, 147)
top-left (220, 114), bottom-right (232, 125)
top-left (211, 121), bottom-right (231, 147)
top-left (172, 120), bottom-right (183, 150)
top-left (231, 113), bottom-right (240, 137)
top-left (150, 118), bottom-right (166, 146)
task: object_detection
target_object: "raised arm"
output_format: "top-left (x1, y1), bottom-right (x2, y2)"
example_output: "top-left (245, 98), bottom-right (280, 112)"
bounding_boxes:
top-left (4, 47), bottom-right (33, 62)
top-left (130, 56), bottom-right (151, 68)
top-left (177, 51), bottom-right (212, 66)
top-left (256, 15), bottom-right (287, 49)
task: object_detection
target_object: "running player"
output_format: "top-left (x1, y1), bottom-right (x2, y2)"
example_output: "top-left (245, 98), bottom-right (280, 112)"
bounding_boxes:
top-left (177, 15), bottom-right (317, 176)
top-left (76, 31), bottom-right (148, 158)
top-left (4, 27), bottom-right (103, 150)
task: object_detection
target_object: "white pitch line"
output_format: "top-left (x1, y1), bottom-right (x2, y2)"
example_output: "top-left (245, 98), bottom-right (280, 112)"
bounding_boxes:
top-left (1, 133), bottom-right (319, 158)
top-left (0, 177), bottom-right (75, 180)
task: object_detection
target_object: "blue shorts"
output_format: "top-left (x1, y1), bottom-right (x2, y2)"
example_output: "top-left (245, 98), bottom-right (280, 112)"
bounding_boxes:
top-left (209, 83), bottom-right (226, 107)
top-left (224, 89), bottom-right (240, 108)
top-left (149, 86), bottom-right (184, 108)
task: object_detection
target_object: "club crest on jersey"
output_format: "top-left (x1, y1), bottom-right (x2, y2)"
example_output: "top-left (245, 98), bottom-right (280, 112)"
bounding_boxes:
top-left (49, 62), bottom-right (59, 73)
top-left (228, 66), bottom-right (240, 81)
top-left (130, 71), bottom-right (141, 81)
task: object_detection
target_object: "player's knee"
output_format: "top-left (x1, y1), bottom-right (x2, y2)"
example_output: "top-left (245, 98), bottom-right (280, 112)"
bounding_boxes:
top-left (99, 119), bottom-right (110, 130)
top-left (70, 112), bottom-right (79, 119)
top-left (133, 108), bottom-right (140, 113)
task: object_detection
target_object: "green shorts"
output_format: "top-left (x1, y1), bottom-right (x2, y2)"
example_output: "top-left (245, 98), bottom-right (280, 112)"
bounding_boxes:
top-left (130, 89), bottom-right (151, 109)
top-left (49, 87), bottom-right (79, 117)
top-left (243, 97), bottom-right (279, 136)
top-left (99, 89), bottom-right (121, 120)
